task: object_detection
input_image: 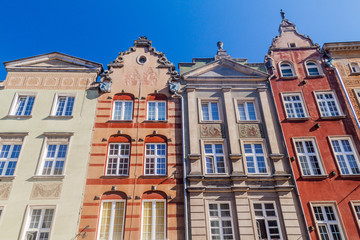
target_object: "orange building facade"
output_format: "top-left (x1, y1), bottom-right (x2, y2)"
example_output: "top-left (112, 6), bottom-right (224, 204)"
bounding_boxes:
top-left (78, 37), bottom-right (184, 240)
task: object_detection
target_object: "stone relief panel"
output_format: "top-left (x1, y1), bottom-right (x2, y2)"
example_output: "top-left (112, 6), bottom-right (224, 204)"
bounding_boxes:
top-left (125, 68), bottom-right (158, 86)
top-left (61, 77), bottom-right (75, 87)
top-left (8, 77), bottom-right (25, 86)
top-left (30, 182), bottom-right (62, 200)
top-left (44, 77), bottom-right (59, 87)
top-left (200, 124), bottom-right (223, 138)
top-left (238, 124), bottom-right (264, 138)
top-left (0, 183), bottom-right (12, 200)
top-left (25, 77), bottom-right (41, 87)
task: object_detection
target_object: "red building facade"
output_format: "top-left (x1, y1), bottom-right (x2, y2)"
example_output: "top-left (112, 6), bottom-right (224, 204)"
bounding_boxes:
top-left (268, 16), bottom-right (360, 239)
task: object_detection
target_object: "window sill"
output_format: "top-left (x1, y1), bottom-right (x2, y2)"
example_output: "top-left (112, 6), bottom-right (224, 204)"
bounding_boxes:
top-left (0, 176), bottom-right (15, 181)
top-left (32, 175), bottom-right (65, 181)
top-left (280, 76), bottom-right (298, 80)
top-left (6, 115), bottom-right (32, 119)
top-left (142, 120), bottom-right (168, 123)
top-left (350, 72), bottom-right (360, 76)
top-left (320, 115), bottom-right (346, 120)
top-left (338, 174), bottom-right (360, 178)
top-left (100, 175), bottom-right (129, 179)
top-left (236, 120), bottom-right (260, 124)
top-left (47, 116), bottom-right (73, 119)
top-left (199, 120), bottom-right (223, 124)
top-left (107, 120), bottom-right (133, 123)
top-left (301, 175), bottom-right (328, 180)
top-left (139, 175), bottom-right (168, 178)
top-left (285, 117), bottom-right (310, 121)
top-left (306, 74), bottom-right (325, 79)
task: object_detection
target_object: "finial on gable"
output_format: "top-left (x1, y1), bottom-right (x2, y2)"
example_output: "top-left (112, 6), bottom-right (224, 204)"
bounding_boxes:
top-left (280, 9), bottom-right (285, 20)
top-left (215, 41), bottom-right (231, 60)
top-left (217, 41), bottom-right (223, 50)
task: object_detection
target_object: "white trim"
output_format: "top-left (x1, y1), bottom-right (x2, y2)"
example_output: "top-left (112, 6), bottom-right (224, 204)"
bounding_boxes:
top-left (9, 92), bottom-right (37, 116)
top-left (198, 98), bottom-right (222, 123)
top-left (50, 93), bottom-right (76, 117)
top-left (202, 142), bottom-right (227, 174)
top-left (313, 90), bottom-right (344, 117)
top-left (112, 100), bottom-right (133, 121)
top-left (146, 101), bottom-right (167, 121)
top-left (144, 143), bottom-right (167, 176)
top-left (141, 199), bottom-right (166, 240)
top-left (278, 61), bottom-right (296, 78)
top-left (281, 92), bottom-right (308, 119)
top-left (206, 201), bottom-right (235, 240)
top-left (97, 200), bottom-right (126, 240)
top-left (305, 60), bottom-right (323, 77)
top-left (350, 201), bottom-right (360, 231)
top-left (240, 140), bottom-right (269, 175)
top-left (105, 143), bottom-right (130, 176)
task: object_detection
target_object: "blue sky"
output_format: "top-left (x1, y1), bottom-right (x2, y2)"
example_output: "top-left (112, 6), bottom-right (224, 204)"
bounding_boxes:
top-left (1, 0), bottom-right (360, 79)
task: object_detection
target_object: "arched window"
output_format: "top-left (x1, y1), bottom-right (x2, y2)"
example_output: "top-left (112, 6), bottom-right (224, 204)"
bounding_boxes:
top-left (112, 93), bottom-right (134, 120)
top-left (142, 191), bottom-right (166, 240)
top-left (105, 135), bottom-right (131, 176)
top-left (306, 61), bottom-right (320, 76)
top-left (144, 135), bottom-right (167, 176)
top-left (280, 62), bottom-right (294, 77)
top-left (351, 63), bottom-right (360, 73)
top-left (146, 94), bottom-right (167, 121)
top-left (98, 192), bottom-right (127, 240)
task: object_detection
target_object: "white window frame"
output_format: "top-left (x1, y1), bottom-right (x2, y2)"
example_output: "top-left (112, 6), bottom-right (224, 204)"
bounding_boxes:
top-left (144, 143), bottom-right (167, 176)
top-left (141, 199), bottom-right (166, 240)
top-left (236, 100), bottom-right (257, 121)
top-left (105, 143), bottom-right (130, 176)
top-left (328, 136), bottom-right (360, 176)
top-left (207, 201), bottom-right (235, 240)
top-left (350, 62), bottom-right (360, 74)
top-left (314, 91), bottom-right (343, 118)
top-left (97, 200), bottom-right (126, 240)
top-left (0, 135), bottom-right (25, 177)
top-left (310, 202), bottom-right (346, 240)
top-left (112, 100), bottom-right (133, 120)
top-left (252, 201), bottom-right (283, 240)
top-left (350, 201), bottom-right (360, 231)
top-left (279, 61), bottom-right (296, 78)
top-left (203, 142), bottom-right (227, 174)
top-left (281, 92), bottom-right (308, 119)
top-left (198, 98), bottom-right (221, 122)
top-left (21, 206), bottom-right (56, 240)
top-left (353, 89), bottom-right (360, 107)
top-left (0, 143), bottom-right (22, 177)
top-left (292, 138), bottom-right (326, 177)
top-left (51, 93), bottom-right (76, 117)
top-left (146, 101), bottom-right (166, 121)
top-left (305, 61), bottom-right (322, 77)
top-left (9, 93), bottom-right (36, 116)
top-left (241, 141), bottom-right (269, 175)
top-left (38, 135), bottom-right (71, 177)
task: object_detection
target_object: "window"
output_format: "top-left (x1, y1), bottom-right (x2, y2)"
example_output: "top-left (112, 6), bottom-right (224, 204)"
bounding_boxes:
top-left (98, 200), bottom-right (126, 240)
top-left (208, 203), bottom-right (234, 240)
top-left (282, 93), bottom-right (307, 118)
top-left (312, 204), bottom-right (345, 240)
top-left (293, 139), bottom-right (324, 176)
top-left (204, 144), bottom-right (226, 174)
top-left (24, 207), bottom-right (55, 240)
top-left (306, 62), bottom-right (320, 76)
top-left (113, 101), bottom-right (133, 120)
top-left (147, 101), bottom-right (166, 121)
top-left (11, 95), bottom-right (35, 116)
top-left (330, 137), bottom-right (360, 175)
top-left (354, 89), bottom-right (360, 104)
top-left (141, 200), bottom-right (166, 240)
top-left (0, 206), bottom-right (3, 220)
top-left (254, 202), bottom-right (282, 240)
top-left (0, 144), bottom-right (22, 176)
top-left (351, 202), bottom-right (360, 227)
top-left (315, 92), bottom-right (342, 117)
top-left (351, 63), bottom-right (360, 73)
top-left (244, 143), bottom-right (267, 174)
top-left (52, 95), bottom-right (75, 116)
top-left (106, 143), bottom-right (130, 176)
top-left (201, 102), bottom-right (220, 121)
top-left (289, 43), bottom-right (296, 48)
top-left (280, 62), bottom-right (294, 77)
top-left (237, 102), bottom-right (256, 121)
top-left (145, 143), bottom-right (166, 175)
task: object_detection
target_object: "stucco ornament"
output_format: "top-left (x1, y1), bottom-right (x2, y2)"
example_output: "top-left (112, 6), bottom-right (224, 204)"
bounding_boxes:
top-left (31, 183), bottom-right (62, 199)
top-left (280, 9), bottom-right (285, 20)
top-left (0, 183), bottom-right (12, 200)
top-left (200, 124), bottom-right (223, 138)
top-left (99, 70), bottom-right (113, 93)
top-left (238, 124), bottom-right (264, 138)
top-left (217, 41), bottom-right (223, 50)
top-left (169, 71), bottom-right (180, 93)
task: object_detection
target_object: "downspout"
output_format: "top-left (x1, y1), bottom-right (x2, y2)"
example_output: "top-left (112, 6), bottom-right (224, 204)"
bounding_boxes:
top-left (265, 59), bottom-right (311, 239)
top-left (173, 90), bottom-right (189, 240)
top-left (327, 61), bottom-right (360, 130)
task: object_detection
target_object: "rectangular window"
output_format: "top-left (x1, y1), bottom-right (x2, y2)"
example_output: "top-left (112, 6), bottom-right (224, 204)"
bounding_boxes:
top-left (244, 143), bottom-right (267, 174)
top-left (106, 143), bottom-right (130, 176)
top-left (113, 101), bottom-right (133, 120)
top-left (282, 93), bottom-right (307, 118)
top-left (312, 204), bottom-right (344, 240)
top-left (330, 137), bottom-right (360, 175)
top-left (294, 139), bottom-right (324, 176)
top-left (204, 144), bottom-right (226, 174)
top-left (208, 203), bottom-right (234, 240)
top-left (254, 202), bottom-right (282, 240)
top-left (24, 207), bottom-right (55, 240)
top-left (315, 92), bottom-right (341, 117)
top-left (98, 201), bottom-right (125, 240)
top-left (352, 203), bottom-right (360, 225)
top-left (147, 101), bottom-right (166, 121)
top-left (11, 95), bottom-right (35, 116)
top-left (201, 102), bottom-right (220, 121)
top-left (53, 96), bottom-right (75, 116)
top-left (0, 144), bottom-right (22, 176)
top-left (237, 102), bottom-right (256, 121)
top-left (145, 143), bottom-right (166, 175)
top-left (142, 200), bottom-right (166, 240)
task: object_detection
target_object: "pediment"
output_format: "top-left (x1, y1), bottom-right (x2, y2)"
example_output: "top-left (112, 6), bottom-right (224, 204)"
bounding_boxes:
top-left (4, 52), bottom-right (102, 72)
top-left (183, 58), bottom-right (268, 80)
